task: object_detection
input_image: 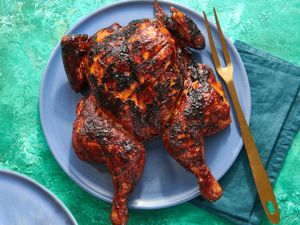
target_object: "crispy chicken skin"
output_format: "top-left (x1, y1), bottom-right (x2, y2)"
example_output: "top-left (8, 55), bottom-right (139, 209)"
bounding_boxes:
top-left (61, 1), bottom-right (231, 224)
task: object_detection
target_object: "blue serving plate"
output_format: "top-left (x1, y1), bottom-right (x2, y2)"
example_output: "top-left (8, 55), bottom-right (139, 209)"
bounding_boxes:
top-left (39, 0), bottom-right (251, 209)
top-left (0, 169), bottom-right (77, 225)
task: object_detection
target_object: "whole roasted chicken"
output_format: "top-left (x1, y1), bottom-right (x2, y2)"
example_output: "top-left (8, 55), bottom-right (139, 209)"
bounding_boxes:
top-left (61, 1), bottom-right (231, 224)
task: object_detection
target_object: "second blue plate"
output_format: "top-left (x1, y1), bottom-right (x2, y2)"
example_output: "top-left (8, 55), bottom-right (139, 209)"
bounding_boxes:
top-left (0, 169), bottom-right (77, 225)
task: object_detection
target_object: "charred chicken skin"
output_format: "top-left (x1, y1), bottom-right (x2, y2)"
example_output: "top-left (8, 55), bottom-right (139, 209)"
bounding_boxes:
top-left (61, 1), bottom-right (231, 224)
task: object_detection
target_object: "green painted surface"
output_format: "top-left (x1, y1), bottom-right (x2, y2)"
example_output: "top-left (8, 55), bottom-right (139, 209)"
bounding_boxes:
top-left (0, 0), bottom-right (299, 224)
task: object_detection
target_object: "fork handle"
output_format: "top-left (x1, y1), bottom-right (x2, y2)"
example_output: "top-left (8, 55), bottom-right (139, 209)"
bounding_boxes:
top-left (226, 80), bottom-right (280, 224)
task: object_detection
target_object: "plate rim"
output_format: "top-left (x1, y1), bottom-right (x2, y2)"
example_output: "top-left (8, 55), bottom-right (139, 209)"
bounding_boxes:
top-left (39, 0), bottom-right (251, 209)
top-left (0, 169), bottom-right (78, 225)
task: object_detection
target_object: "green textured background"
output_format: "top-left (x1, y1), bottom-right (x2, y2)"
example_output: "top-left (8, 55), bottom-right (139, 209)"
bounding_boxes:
top-left (0, 0), bottom-right (299, 224)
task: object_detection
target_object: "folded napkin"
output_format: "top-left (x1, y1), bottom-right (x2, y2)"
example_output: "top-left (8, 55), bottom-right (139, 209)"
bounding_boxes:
top-left (191, 40), bottom-right (300, 225)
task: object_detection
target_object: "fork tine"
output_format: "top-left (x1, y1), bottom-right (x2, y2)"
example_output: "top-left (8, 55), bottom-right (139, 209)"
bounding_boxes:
top-left (213, 8), bottom-right (232, 67)
top-left (203, 11), bottom-right (221, 72)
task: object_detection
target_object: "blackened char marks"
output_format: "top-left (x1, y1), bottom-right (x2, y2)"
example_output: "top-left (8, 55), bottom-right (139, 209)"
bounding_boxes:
top-left (82, 117), bottom-right (110, 144)
top-left (116, 74), bottom-right (136, 92)
top-left (184, 88), bottom-right (203, 120)
top-left (128, 100), bottom-right (146, 125)
top-left (146, 100), bottom-right (161, 129)
top-left (155, 82), bottom-right (169, 102)
top-left (102, 63), bottom-right (136, 92)
top-left (131, 40), bottom-right (142, 52)
top-left (104, 98), bottom-right (124, 116)
top-left (167, 120), bottom-right (184, 147)
top-left (90, 78), bottom-right (124, 115)
top-left (128, 18), bottom-right (148, 26)
top-left (183, 59), bottom-right (210, 121)
top-left (189, 60), bottom-right (210, 84)
top-left (89, 23), bottom-right (139, 62)
top-left (173, 73), bottom-right (183, 90)
top-left (186, 17), bottom-right (204, 48)
top-left (122, 24), bottom-right (139, 39)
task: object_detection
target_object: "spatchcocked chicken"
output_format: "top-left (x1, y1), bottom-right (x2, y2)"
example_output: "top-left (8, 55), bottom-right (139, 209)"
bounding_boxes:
top-left (61, 1), bottom-right (231, 224)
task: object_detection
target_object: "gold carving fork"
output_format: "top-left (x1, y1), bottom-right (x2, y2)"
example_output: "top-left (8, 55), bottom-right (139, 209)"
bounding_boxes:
top-left (203, 8), bottom-right (280, 224)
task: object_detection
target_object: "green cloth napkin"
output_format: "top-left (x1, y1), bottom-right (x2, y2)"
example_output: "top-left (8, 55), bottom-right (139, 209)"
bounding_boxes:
top-left (191, 40), bottom-right (300, 225)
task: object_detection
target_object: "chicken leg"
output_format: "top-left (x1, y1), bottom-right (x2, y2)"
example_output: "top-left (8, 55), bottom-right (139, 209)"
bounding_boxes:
top-left (72, 94), bottom-right (146, 225)
top-left (163, 54), bottom-right (230, 201)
